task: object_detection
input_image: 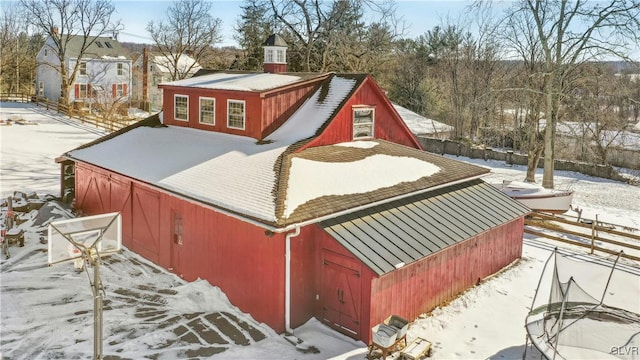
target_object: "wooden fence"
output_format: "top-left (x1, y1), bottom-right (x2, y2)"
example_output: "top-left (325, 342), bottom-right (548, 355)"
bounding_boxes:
top-left (1, 93), bottom-right (135, 133)
top-left (525, 211), bottom-right (640, 262)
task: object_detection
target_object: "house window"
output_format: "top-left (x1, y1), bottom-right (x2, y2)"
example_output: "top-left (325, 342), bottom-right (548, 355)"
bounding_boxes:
top-left (277, 49), bottom-right (285, 63)
top-left (105, 42), bottom-right (112, 48)
top-left (96, 41), bottom-right (103, 48)
top-left (38, 81), bottom-right (44, 97)
top-left (227, 100), bottom-right (245, 130)
top-left (78, 84), bottom-right (88, 98)
top-left (353, 107), bottom-right (375, 139)
top-left (79, 62), bottom-right (87, 75)
top-left (44, 48), bottom-right (48, 56)
top-left (114, 83), bottom-right (126, 97)
top-left (174, 95), bottom-right (188, 121)
top-left (117, 63), bottom-right (124, 76)
top-left (199, 97), bottom-right (215, 125)
top-left (265, 49), bottom-right (274, 62)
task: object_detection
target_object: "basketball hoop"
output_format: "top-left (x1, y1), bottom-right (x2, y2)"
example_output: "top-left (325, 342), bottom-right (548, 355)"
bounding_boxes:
top-left (48, 212), bottom-right (122, 360)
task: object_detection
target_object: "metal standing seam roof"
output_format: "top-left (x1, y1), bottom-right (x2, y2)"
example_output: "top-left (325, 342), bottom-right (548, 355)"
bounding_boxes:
top-left (320, 179), bottom-right (531, 276)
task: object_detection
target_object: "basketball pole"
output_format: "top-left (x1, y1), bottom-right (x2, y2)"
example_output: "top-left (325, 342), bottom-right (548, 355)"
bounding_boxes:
top-left (91, 252), bottom-right (103, 360)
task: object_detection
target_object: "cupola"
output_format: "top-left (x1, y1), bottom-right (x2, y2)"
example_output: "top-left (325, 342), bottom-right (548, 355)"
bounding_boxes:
top-left (262, 34), bottom-right (288, 73)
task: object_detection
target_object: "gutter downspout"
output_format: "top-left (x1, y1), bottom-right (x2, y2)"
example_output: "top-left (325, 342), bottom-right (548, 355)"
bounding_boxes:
top-left (285, 226), bottom-right (301, 334)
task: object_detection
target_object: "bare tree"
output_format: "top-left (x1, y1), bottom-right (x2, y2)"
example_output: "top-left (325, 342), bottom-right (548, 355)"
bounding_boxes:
top-left (235, 0), bottom-right (274, 70)
top-left (20, 0), bottom-right (120, 105)
top-left (501, 4), bottom-right (547, 182)
top-left (147, 0), bottom-right (222, 81)
top-left (265, 0), bottom-right (402, 72)
top-left (512, 0), bottom-right (640, 188)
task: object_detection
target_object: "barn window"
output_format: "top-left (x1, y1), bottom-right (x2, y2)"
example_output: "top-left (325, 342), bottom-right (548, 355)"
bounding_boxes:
top-left (276, 49), bottom-right (285, 63)
top-left (79, 62), bottom-right (87, 75)
top-left (117, 63), bottom-right (124, 76)
top-left (353, 107), bottom-right (375, 139)
top-left (174, 95), bottom-right (188, 121)
top-left (199, 97), bottom-right (215, 125)
top-left (38, 81), bottom-right (44, 97)
top-left (172, 212), bottom-right (183, 245)
top-left (227, 100), bottom-right (245, 130)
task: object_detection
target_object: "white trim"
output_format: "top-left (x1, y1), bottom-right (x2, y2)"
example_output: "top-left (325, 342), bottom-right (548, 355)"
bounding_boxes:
top-left (79, 61), bottom-right (87, 76)
top-left (174, 94), bottom-right (189, 122)
top-left (227, 99), bottom-right (246, 130)
top-left (199, 97), bottom-right (216, 126)
top-left (353, 106), bottom-right (375, 140)
top-left (285, 226), bottom-right (300, 334)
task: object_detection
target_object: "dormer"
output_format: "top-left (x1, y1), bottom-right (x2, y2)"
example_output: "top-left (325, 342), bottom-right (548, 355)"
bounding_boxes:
top-left (262, 34), bottom-right (288, 74)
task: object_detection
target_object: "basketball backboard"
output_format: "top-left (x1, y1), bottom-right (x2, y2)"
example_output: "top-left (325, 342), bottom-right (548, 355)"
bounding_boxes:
top-left (48, 212), bottom-right (122, 266)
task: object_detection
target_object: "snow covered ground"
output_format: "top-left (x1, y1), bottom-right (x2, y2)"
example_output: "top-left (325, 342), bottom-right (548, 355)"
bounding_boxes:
top-left (1, 102), bottom-right (639, 359)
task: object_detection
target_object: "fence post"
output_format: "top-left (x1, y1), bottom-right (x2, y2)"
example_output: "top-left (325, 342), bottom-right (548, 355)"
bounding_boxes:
top-left (591, 217), bottom-right (596, 254)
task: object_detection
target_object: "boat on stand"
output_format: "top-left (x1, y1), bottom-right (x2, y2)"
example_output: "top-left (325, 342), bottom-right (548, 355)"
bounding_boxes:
top-left (494, 180), bottom-right (574, 214)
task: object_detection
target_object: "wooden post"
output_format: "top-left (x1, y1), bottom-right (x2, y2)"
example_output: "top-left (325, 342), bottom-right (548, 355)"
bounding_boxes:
top-left (591, 218), bottom-right (596, 254)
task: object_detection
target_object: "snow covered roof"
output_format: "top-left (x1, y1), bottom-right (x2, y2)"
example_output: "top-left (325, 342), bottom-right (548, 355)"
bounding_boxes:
top-left (393, 104), bottom-right (453, 135)
top-left (159, 72), bottom-right (304, 92)
top-left (151, 54), bottom-right (201, 75)
top-left (67, 74), bottom-right (488, 227)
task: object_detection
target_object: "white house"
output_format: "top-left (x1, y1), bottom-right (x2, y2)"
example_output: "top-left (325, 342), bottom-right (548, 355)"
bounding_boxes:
top-left (132, 50), bottom-right (201, 112)
top-left (35, 33), bottom-right (132, 105)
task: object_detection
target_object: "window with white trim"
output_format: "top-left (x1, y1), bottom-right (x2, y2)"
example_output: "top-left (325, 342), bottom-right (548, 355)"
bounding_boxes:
top-left (174, 95), bottom-right (188, 121)
top-left (265, 49), bottom-right (274, 62)
top-left (199, 97), bottom-right (215, 125)
top-left (227, 100), bottom-right (245, 130)
top-left (276, 49), bottom-right (285, 63)
top-left (353, 107), bottom-right (375, 139)
top-left (79, 62), bottom-right (87, 75)
top-left (115, 83), bottom-right (125, 97)
top-left (78, 83), bottom-right (88, 98)
top-left (117, 63), bottom-right (124, 76)
top-left (38, 81), bottom-right (44, 97)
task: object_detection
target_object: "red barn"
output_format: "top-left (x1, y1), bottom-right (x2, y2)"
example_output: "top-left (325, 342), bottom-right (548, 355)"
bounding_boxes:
top-left (61, 35), bottom-right (529, 343)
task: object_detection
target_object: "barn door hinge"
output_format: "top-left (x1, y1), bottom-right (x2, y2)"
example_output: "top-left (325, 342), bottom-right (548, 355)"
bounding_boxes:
top-left (355, 272), bottom-right (360, 278)
top-left (323, 260), bottom-right (328, 265)
top-left (354, 320), bottom-right (359, 325)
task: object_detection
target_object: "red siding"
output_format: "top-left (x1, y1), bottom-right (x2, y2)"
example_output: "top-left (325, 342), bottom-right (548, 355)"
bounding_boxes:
top-left (160, 86), bottom-right (264, 139)
top-left (290, 226), bottom-right (319, 328)
top-left (74, 163), bottom-right (289, 332)
top-left (263, 63), bottom-right (287, 73)
top-left (261, 82), bottom-right (318, 138)
top-left (366, 218), bottom-right (524, 343)
top-left (299, 76), bottom-right (422, 152)
top-left (159, 78), bottom-right (322, 140)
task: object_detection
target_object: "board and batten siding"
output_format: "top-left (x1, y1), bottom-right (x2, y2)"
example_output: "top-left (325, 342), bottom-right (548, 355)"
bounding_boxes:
top-left (74, 162), bottom-right (289, 333)
top-left (160, 79), bottom-right (321, 140)
top-left (300, 76), bottom-right (421, 151)
top-left (367, 217), bottom-right (524, 340)
top-left (160, 86), bottom-right (263, 138)
top-left (261, 82), bottom-right (319, 138)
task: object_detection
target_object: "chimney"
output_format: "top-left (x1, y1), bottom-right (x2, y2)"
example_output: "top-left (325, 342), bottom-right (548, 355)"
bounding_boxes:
top-left (142, 47), bottom-right (149, 110)
top-left (262, 34), bottom-right (288, 74)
